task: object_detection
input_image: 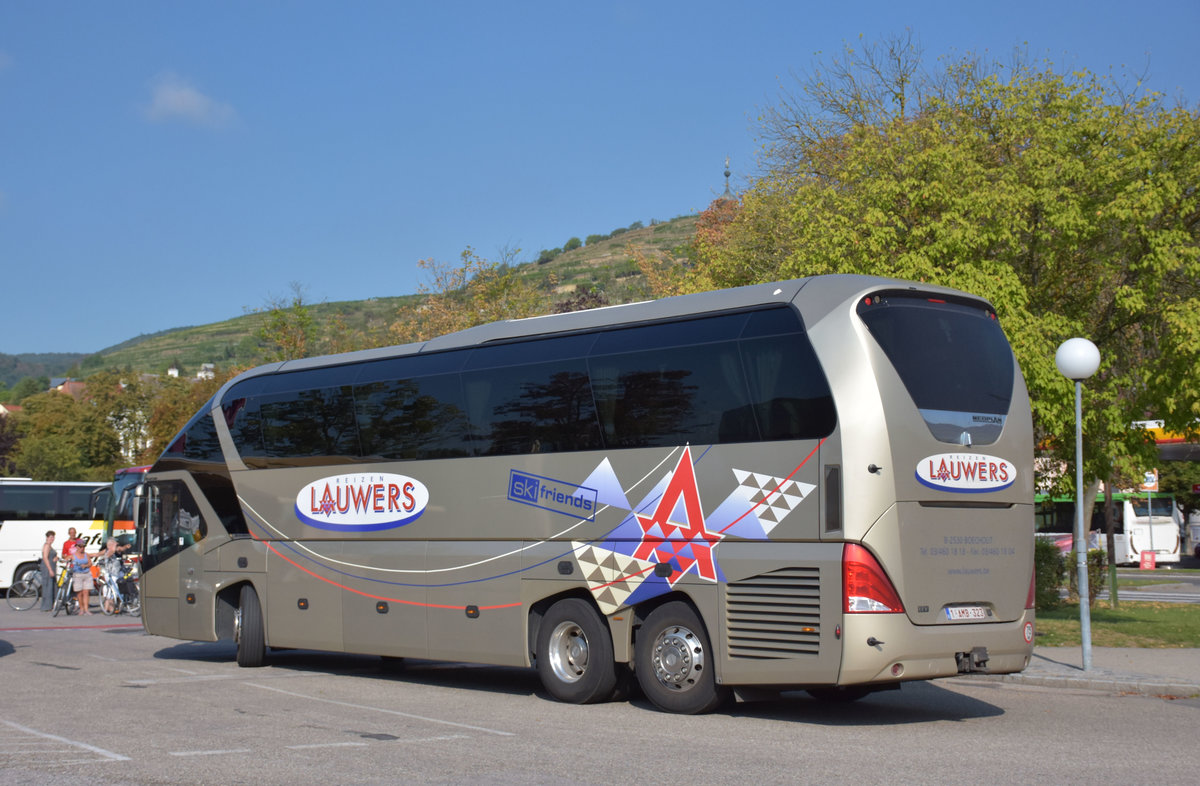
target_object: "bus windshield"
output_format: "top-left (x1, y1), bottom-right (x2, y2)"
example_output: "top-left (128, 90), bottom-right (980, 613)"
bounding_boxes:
top-left (857, 291), bottom-right (1014, 445)
top-left (1130, 496), bottom-right (1175, 518)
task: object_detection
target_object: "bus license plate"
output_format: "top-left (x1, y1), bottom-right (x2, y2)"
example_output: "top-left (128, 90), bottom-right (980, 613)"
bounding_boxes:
top-left (945, 606), bottom-right (989, 621)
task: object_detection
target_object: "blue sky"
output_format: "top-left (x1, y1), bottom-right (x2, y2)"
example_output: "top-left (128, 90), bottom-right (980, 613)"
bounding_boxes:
top-left (2, 1), bottom-right (1197, 355)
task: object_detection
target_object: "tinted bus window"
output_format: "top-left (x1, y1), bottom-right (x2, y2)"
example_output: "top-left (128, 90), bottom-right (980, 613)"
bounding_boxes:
top-left (590, 339), bottom-right (754, 447)
top-left (258, 385), bottom-right (360, 459)
top-left (0, 486), bottom-right (95, 520)
top-left (463, 360), bottom-right (601, 455)
top-left (741, 334), bottom-right (836, 440)
top-left (858, 292), bottom-right (1013, 445)
top-left (355, 374), bottom-right (472, 460)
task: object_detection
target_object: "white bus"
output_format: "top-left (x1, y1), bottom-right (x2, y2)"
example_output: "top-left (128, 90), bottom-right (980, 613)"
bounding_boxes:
top-left (1118, 494), bottom-right (1181, 565)
top-left (1034, 492), bottom-right (1181, 565)
top-left (135, 276), bottom-right (1036, 713)
top-left (0, 479), bottom-right (106, 588)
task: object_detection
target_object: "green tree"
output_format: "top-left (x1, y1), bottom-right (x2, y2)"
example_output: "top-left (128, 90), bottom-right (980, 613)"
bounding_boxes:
top-left (564, 237), bottom-right (583, 252)
top-left (84, 370), bottom-right (153, 464)
top-left (256, 282), bottom-right (315, 362)
top-left (12, 392), bottom-right (121, 480)
top-left (390, 247), bottom-right (550, 343)
top-left (0, 414), bottom-right (18, 475)
top-left (1158, 460), bottom-right (1200, 529)
top-left (701, 36), bottom-right (1200, 500)
top-left (8, 376), bottom-right (48, 404)
top-left (140, 372), bottom-right (229, 464)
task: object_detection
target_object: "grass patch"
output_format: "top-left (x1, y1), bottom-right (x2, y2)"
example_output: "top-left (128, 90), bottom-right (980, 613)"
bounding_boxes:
top-left (1035, 601), bottom-right (1200, 647)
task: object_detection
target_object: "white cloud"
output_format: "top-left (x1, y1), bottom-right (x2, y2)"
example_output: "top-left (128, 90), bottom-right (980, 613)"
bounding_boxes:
top-left (143, 72), bottom-right (237, 128)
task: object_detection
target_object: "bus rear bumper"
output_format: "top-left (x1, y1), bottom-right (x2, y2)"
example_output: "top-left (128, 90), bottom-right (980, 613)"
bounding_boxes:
top-left (838, 610), bottom-right (1035, 685)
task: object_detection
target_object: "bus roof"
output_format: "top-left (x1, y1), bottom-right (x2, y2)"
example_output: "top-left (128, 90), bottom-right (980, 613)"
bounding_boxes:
top-left (212, 274), bottom-right (989, 403)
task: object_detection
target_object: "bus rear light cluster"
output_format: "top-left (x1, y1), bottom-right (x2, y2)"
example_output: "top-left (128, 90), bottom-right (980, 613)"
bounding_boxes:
top-left (843, 543), bottom-right (905, 613)
top-left (1026, 570), bottom-right (1036, 610)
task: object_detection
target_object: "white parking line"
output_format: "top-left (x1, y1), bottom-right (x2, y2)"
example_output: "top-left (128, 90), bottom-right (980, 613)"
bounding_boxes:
top-left (244, 682), bottom-right (516, 737)
top-left (286, 742), bottom-right (369, 750)
top-left (169, 748), bottom-right (252, 757)
top-left (0, 719), bottom-right (130, 761)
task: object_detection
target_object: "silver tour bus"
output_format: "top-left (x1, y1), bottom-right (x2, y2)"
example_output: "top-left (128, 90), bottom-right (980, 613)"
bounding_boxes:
top-left (135, 275), bottom-right (1035, 713)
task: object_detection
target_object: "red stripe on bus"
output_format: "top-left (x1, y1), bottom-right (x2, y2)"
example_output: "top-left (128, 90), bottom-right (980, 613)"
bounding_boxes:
top-left (250, 532), bottom-right (520, 611)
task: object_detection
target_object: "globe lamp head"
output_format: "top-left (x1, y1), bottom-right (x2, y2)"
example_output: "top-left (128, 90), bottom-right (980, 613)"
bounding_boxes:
top-left (1055, 337), bottom-right (1100, 381)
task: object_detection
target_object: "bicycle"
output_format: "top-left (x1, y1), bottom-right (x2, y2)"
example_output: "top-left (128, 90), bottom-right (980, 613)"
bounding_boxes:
top-left (51, 561), bottom-right (79, 617)
top-left (98, 559), bottom-right (140, 616)
top-left (6, 570), bottom-right (43, 611)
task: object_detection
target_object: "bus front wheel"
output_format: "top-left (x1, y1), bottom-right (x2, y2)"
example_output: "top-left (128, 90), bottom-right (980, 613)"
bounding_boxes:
top-left (635, 602), bottom-right (729, 714)
top-left (536, 598), bottom-right (617, 704)
top-left (235, 585), bottom-right (266, 668)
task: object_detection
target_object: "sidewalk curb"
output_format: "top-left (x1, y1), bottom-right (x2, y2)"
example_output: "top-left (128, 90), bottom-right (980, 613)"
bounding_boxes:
top-left (966, 671), bottom-right (1200, 699)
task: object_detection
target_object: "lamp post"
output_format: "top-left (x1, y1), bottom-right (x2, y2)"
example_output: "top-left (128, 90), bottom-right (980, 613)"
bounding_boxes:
top-left (1055, 337), bottom-right (1100, 671)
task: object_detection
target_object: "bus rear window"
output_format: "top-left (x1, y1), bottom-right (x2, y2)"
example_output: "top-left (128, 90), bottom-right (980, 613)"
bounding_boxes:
top-left (857, 291), bottom-right (1014, 445)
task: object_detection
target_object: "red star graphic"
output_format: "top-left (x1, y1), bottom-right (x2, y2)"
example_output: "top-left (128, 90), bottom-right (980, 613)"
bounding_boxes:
top-left (632, 447), bottom-right (723, 584)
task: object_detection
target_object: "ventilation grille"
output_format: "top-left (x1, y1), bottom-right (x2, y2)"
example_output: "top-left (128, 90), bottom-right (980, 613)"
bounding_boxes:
top-left (726, 566), bottom-right (821, 659)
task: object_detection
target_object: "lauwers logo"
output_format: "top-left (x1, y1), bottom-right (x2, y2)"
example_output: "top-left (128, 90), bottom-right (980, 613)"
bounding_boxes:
top-left (295, 473), bottom-right (429, 532)
top-left (916, 453), bottom-right (1015, 493)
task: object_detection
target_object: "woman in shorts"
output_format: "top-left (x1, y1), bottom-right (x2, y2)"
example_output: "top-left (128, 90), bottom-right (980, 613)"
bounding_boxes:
top-left (72, 542), bottom-right (94, 615)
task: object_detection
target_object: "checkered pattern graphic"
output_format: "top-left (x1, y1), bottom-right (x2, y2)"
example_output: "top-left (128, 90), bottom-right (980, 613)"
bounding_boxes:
top-left (572, 541), bottom-right (656, 615)
top-left (732, 468), bottom-right (814, 535)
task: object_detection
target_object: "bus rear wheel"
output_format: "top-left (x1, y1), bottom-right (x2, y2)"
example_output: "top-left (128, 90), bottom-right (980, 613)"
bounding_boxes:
top-left (635, 602), bottom-right (729, 714)
top-left (536, 598), bottom-right (617, 704)
top-left (235, 585), bottom-right (266, 668)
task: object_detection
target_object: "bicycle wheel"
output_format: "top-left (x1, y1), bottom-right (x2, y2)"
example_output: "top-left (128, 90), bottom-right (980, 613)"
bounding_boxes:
top-left (123, 584), bottom-right (141, 616)
top-left (101, 583), bottom-right (117, 616)
top-left (52, 580), bottom-right (69, 617)
top-left (6, 580), bottom-right (39, 611)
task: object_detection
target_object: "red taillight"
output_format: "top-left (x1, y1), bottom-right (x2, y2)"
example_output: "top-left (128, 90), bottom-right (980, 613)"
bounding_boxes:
top-left (843, 543), bottom-right (905, 613)
top-left (1026, 569), bottom-right (1036, 610)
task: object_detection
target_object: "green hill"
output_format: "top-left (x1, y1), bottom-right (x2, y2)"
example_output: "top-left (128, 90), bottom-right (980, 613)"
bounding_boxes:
top-left (76, 214), bottom-right (698, 378)
top-left (0, 352), bottom-right (89, 388)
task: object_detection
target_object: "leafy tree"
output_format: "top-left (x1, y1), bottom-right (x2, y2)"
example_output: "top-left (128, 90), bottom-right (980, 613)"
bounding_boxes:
top-left (84, 370), bottom-right (153, 464)
top-left (390, 247), bottom-right (550, 343)
top-left (8, 376), bottom-right (48, 404)
top-left (552, 288), bottom-right (610, 314)
top-left (140, 372), bottom-right (229, 464)
top-left (12, 391), bottom-right (121, 480)
top-left (1158, 460), bottom-right (1200, 528)
top-left (564, 237), bottom-right (583, 252)
top-left (585, 234), bottom-right (609, 246)
top-left (699, 36), bottom-right (1200, 504)
top-left (256, 282), bottom-right (315, 362)
top-left (0, 414), bottom-right (18, 475)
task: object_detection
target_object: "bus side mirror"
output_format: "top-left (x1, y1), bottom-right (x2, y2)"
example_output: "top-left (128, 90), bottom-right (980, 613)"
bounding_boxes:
top-left (132, 484), bottom-right (146, 555)
top-left (132, 484), bottom-right (144, 525)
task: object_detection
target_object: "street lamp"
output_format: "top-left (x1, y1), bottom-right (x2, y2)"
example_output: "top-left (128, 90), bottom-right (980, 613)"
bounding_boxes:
top-left (1055, 337), bottom-right (1101, 671)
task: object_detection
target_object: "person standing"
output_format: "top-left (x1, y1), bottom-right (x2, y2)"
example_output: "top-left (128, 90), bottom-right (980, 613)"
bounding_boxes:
top-left (71, 544), bottom-right (94, 615)
top-left (40, 530), bottom-right (57, 612)
top-left (61, 527), bottom-right (79, 559)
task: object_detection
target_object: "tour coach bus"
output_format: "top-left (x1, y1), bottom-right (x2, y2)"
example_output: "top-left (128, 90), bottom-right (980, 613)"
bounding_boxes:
top-left (135, 275), bottom-right (1035, 713)
top-left (0, 479), bottom-right (105, 588)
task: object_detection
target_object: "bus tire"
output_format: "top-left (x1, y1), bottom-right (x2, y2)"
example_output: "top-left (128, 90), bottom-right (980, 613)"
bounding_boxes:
top-left (536, 598), bottom-right (617, 704)
top-left (235, 585), bottom-right (266, 668)
top-left (635, 601), bottom-right (729, 714)
top-left (13, 563), bottom-right (38, 586)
